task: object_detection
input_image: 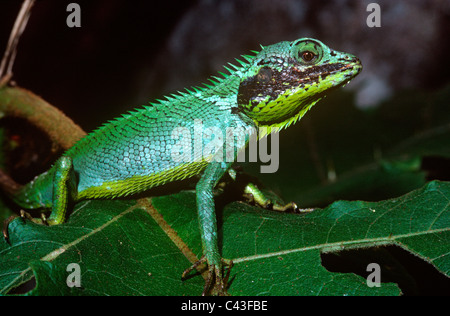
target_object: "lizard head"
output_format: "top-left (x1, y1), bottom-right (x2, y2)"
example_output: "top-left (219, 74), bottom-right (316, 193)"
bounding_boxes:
top-left (237, 38), bottom-right (362, 133)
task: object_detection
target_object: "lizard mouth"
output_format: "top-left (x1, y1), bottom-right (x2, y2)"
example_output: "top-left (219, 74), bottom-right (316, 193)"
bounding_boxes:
top-left (340, 57), bottom-right (362, 75)
top-left (332, 58), bottom-right (363, 88)
top-left (237, 56), bottom-right (362, 127)
top-left (254, 58), bottom-right (362, 127)
top-left (296, 57), bottom-right (362, 85)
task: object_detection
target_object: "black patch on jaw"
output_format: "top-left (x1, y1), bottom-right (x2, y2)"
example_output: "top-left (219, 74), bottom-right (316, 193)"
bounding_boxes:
top-left (301, 63), bottom-right (346, 79)
top-left (237, 62), bottom-right (348, 111)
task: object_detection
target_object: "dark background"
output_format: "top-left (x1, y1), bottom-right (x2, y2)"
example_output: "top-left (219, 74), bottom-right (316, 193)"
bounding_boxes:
top-left (1, 0), bottom-right (449, 130)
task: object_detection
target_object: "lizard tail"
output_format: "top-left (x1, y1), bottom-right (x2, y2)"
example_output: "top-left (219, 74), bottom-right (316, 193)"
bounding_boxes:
top-left (0, 168), bottom-right (52, 209)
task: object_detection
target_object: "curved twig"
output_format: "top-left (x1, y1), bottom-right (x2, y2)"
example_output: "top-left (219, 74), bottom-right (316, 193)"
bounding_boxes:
top-left (0, 86), bottom-right (86, 151)
top-left (0, 0), bottom-right (36, 87)
top-left (0, 1), bottom-right (87, 194)
top-left (0, 86), bottom-right (86, 194)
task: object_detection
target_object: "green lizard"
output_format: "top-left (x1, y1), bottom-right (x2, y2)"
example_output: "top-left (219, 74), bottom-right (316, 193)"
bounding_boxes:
top-left (2, 38), bottom-right (361, 295)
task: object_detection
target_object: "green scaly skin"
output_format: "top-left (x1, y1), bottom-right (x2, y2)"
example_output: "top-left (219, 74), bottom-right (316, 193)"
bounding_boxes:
top-left (7, 38), bottom-right (361, 295)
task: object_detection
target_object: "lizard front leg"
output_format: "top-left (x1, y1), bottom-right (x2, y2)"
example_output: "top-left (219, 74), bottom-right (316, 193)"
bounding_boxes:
top-left (243, 182), bottom-right (314, 213)
top-left (186, 161), bottom-right (233, 296)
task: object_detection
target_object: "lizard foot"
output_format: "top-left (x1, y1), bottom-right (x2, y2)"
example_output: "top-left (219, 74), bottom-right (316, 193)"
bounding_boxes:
top-left (244, 183), bottom-right (315, 214)
top-left (272, 201), bottom-right (315, 214)
top-left (3, 210), bottom-right (48, 244)
top-left (182, 255), bottom-right (233, 296)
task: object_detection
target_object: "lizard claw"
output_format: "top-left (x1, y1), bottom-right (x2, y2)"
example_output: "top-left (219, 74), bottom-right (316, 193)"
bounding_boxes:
top-left (182, 255), bottom-right (207, 279)
top-left (272, 201), bottom-right (315, 214)
top-left (243, 183), bottom-right (312, 213)
top-left (2, 214), bottom-right (18, 245)
top-left (272, 201), bottom-right (297, 212)
top-left (182, 256), bottom-right (233, 296)
top-left (206, 259), bottom-right (233, 296)
top-left (3, 210), bottom-right (49, 245)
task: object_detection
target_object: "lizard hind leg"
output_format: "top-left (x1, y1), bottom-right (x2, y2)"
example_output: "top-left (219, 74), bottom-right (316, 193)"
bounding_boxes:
top-left (47, 156), bottom-right (77, 226)
top-left (2, 156), bottom-right (76, 243)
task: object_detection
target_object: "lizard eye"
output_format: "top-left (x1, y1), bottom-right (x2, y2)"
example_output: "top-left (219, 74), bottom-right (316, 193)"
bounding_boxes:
top-left (294, 39), bottom-right (323, 65)
top-left (301, 51), bottom-right (317, 63)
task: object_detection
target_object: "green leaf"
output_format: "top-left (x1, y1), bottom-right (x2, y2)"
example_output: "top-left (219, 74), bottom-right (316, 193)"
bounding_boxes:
top-left (0, 199), bottom-right (203, 295)
top-left (1, 180), bottom-right (448, 295)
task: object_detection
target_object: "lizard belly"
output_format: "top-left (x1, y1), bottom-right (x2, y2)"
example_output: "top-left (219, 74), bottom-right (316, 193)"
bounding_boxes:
top-left (76, 159), bottom-right (209, 199)
top-left (72, 122), bottom-right (225, 199)
top-left (73, 131), bottom-right (213, 199)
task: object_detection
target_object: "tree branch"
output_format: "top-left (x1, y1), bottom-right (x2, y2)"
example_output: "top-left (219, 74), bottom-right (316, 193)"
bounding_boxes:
top-left (0, 86), bottom-right (86, 151)
top-left (0, 0), bottom-right (36, 87)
